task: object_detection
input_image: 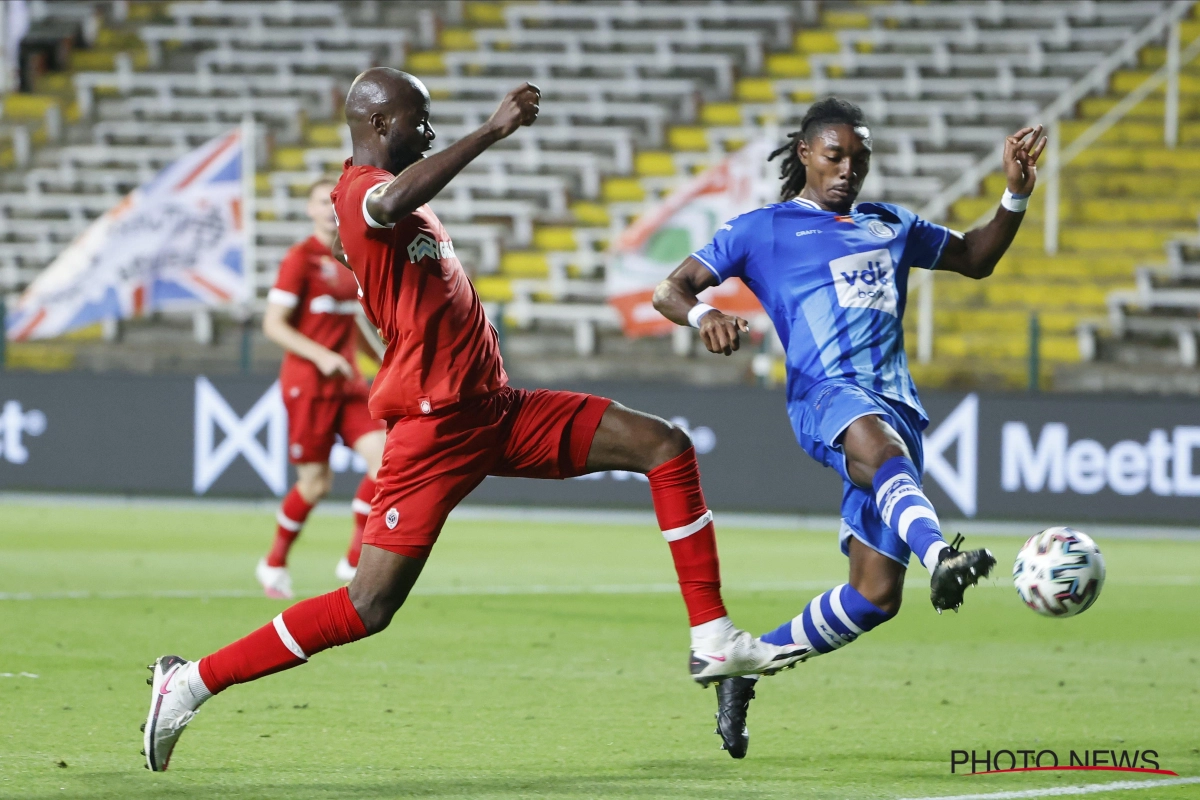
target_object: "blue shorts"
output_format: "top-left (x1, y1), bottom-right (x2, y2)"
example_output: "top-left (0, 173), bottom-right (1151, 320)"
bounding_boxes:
top-left (787, 380), bottom-right (929, 566)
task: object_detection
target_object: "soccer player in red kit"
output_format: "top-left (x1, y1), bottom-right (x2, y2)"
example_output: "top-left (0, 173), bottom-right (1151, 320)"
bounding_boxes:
top-left (141, 69), bottom-right (809, 770)
top-left (256, 178), bottom-right (386, 598)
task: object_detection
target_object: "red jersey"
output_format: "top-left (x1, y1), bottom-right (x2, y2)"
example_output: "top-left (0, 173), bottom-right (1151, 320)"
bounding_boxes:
top-left (331, 160), bottom-right (507, 419)
top-left (267, 235), bottom-right (366, 399)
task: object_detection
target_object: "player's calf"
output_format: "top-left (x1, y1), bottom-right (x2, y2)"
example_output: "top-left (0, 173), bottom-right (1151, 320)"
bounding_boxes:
top-left (760, 582), bottom-right (897, 656)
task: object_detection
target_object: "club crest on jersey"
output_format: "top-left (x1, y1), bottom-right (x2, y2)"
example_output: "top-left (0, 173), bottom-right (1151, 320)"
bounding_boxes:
top-left (828, 248), bottom-right (898, 317)
top-left (318, 256), bottom-right (341, 282)
top-left (867, 220), bottom-right (895, 239)
top-left (385, 508), bottom-right (400, 529)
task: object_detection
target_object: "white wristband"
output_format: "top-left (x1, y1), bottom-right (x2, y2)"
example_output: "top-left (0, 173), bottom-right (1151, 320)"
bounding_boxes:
top-left (1001, 189), bottom-right (1030, 213)
top-left (687, 303), bottom-right (717, 328)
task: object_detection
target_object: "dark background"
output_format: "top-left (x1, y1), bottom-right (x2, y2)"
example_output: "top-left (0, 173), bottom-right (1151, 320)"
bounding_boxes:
top-left (2, 372), bottom-right (1199, 523)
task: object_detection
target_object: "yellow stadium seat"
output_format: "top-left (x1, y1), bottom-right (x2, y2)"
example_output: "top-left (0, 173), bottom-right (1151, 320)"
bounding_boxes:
top-left (736, 78), bottom-right (776, 102)
top-left (406, 51), bottom-right (445, 74)
top-left (667, 127), bottom-right (708, 151)
top-left (533, 227), bottom-right (576, 251)
top-left (465, 2), bottom-right (505, 26)
top-left (501, 252), bottom-right (549, 277)
top-left (795, 30), bottom-right (840, 54)
top-left (700, 103), bottom-right (742, 125)
top-left (441, 28), bottom-right (476, 50)
top-left (602, 178), bottom-right (645, 203)
top-left (570, 202), bottom-right (610, 226)
top-left (766, 54), bottom-right (811, 77)
top-left (821, 10), bottom-right (871, 28)
top-left (635, 152), bottom-right (677, 176)
top-left (472, 275), bottom-right (514, 302)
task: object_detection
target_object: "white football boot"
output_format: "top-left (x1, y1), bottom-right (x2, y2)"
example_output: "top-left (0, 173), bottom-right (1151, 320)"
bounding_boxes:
top-left (255, 557), bottom-right (293, 599)
top-left (689, 629), bottom-right (812, 687)
top-left (334, 557), bottom-right (357, 583)
top-left (142, 656), bottom-right (206, 771)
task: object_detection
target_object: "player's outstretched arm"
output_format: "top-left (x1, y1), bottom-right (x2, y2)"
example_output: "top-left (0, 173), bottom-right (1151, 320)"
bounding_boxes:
top-left (366, 83), bottom-right (540, 225)
top-left (936, 125), bottom-right (1047, 280)
top-left (653, 257), bottom-right (750, 356)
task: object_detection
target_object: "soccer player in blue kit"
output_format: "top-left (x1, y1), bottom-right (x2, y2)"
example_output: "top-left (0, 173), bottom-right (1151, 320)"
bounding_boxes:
top-left (654, 98), bottom-right (1047, 758)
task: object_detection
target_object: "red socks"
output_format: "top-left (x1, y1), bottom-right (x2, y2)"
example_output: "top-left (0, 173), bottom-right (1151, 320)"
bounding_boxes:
top-left (198, 587), bottom-right (368, 695)
top-left (267, 487), bottom-right (314, 567)
top-left (346, 477), bottom-right (375, 568)
top-left (646, 447), bottom-right (727, 626)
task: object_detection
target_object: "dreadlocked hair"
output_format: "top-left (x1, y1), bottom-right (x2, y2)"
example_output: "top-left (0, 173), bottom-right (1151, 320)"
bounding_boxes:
top-left (768, 97), bottom-right (868, 201)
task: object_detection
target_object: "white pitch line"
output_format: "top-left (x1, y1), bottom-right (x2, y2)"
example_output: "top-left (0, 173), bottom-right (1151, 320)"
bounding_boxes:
top-left (0, 580), bottom-right (840, 602)
top-left (1, 576), bottom-right (1197, 602)
top-left (897, 775), bottom-right (1200, 800)
top-left (4, 492), bottom-right (1200, 540)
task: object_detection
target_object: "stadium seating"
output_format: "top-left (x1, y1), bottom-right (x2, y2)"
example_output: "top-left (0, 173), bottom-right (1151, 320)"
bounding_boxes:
top-left (0, 0), bottom-right (1192, 388)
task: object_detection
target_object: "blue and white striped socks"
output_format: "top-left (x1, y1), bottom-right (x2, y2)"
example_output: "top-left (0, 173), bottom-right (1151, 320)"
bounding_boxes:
top-left (760, 583), bottom-right (894, 654)
top-left (872, 455), bottom-right (949, 573)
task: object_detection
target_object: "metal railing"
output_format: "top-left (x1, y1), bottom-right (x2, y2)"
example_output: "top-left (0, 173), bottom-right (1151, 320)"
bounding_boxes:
top-left (1043, 20), bottom-right (1200, 255)
top-left (911, 0), bottom-right (1197, 364)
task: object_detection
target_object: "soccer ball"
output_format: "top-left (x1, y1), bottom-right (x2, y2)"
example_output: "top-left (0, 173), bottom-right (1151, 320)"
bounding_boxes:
top-left (1012, 527), bottom-right (1105, 618)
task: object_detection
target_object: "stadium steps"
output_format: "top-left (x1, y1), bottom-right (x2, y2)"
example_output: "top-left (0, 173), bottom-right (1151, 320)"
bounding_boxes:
top-left (388, 2), bottom-right (872, 315)
top-left (928, 11), bottom-right (1200, 390)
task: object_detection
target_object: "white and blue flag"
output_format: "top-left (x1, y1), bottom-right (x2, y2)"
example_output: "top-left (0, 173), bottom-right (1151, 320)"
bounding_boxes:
top-left (7, 128), bottom-right (250, 341)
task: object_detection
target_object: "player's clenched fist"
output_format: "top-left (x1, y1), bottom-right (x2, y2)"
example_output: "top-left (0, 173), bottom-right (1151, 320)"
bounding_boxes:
top-left (699, 311), bottom-right (749, 356)
top-left (487, 82), bottom-right (541, 139)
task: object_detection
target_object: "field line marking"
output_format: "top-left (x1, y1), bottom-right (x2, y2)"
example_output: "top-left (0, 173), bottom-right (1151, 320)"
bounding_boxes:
top-left (897, 775), bottom-right (1200, 800)
top-left (3, 574), bottom-right (1198, 603)
top-left (4, 492), bottom-right (1200, 540)
top-left (0, 581), bottom-right (840, 601)
top-left (1, 576), bottom-right (1198, 602)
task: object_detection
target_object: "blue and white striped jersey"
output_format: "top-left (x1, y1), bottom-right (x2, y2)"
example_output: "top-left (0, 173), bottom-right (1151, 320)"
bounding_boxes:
top-left (692, 197), bottom-right (952, 421)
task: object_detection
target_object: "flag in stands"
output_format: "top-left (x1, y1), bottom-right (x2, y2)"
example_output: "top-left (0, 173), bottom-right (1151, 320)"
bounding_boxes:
top-left (5, 129), bottom-right (249, 341)
top-left (608, 139), bottom-right (776, 338)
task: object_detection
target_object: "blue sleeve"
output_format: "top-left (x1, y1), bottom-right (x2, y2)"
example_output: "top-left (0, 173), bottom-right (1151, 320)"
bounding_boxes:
top-left (691, 214), bottom-right (750, 283)
top-left (902, 211), bottom-right (953, 270)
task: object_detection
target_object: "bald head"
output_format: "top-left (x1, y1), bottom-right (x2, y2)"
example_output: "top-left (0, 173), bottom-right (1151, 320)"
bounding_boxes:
top-left (345, 68), bottom-right (435, 172)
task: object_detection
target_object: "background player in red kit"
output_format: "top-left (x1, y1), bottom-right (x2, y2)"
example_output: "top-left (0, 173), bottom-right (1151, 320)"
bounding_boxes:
top-left (256, 179), bottom-right (386, 598)
top-left (141, 69), bottom-right (809, 770)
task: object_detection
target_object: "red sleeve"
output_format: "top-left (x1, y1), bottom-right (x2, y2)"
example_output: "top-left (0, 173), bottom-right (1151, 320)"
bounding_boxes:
top-left (267, 245), bottom-right (307, 309)
top-left (334, 167), bottom-right (395, 241)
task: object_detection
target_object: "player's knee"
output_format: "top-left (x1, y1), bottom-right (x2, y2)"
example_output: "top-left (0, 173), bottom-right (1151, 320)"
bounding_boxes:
top-left (349, 589), bottom-right (404, 635)
top-left (646, 421), bottom-right (693, 470)
top-left (872, 591), bottom-right (902, 619)
top-left (858, 580), bottom-right (903, 618)
top-left (298, 472), bottom-right (333, 501)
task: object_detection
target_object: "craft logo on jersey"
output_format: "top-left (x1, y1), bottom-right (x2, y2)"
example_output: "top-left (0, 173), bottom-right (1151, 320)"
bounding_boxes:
top-left (407, 233), bottom-right (455, 263)
top-left (0, 400), bottom-right (47, 465)
top-left (867, 220), bottom-right (896, 239)
top-left (828, 248), bottom-right (897, 317)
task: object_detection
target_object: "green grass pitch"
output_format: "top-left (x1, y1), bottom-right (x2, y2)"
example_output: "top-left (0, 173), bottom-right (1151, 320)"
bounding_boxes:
top-left (0, 501), bottom-right (1197, 799)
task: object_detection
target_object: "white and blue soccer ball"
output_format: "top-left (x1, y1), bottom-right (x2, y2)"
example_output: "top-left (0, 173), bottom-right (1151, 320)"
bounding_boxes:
top-left (1012, 527), bottom-right (1106, 618)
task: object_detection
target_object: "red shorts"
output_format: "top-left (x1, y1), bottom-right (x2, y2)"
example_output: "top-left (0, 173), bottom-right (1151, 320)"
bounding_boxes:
top-left (283, 387), bottom-right (385, 464)
top-left (363, 387), bottom-right (611, 559)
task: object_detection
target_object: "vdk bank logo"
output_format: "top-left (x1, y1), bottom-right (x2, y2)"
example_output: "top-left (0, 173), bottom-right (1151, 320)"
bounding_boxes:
top-left (194, 377), bottom-right (287, 495)
top-left (0, 399), bottom-right (48, 465)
